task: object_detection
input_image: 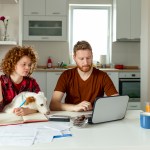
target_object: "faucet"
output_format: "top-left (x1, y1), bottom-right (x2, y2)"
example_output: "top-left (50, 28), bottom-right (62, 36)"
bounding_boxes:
top-left (60, 61), bottom-right (64, 68)
top-left (57, 61), bottom-right (64, 68)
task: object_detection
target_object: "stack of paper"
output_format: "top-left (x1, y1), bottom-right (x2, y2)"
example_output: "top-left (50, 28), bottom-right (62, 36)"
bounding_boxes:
top-left (0, 121), bottom-right (72, 146)
top-left (0, 126), bottom-right (37, 146)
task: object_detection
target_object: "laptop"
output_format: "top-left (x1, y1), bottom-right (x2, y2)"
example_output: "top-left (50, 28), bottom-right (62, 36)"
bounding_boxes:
top-left (88, 95), bottom-right (129, 124)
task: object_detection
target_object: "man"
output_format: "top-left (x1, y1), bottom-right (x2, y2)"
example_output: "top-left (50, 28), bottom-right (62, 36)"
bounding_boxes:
top-left (50, 40), bottom-right (118, 112)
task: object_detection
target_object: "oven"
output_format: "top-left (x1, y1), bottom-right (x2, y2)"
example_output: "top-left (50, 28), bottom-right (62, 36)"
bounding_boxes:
top-left (119, 72), bottom-right (140, 110)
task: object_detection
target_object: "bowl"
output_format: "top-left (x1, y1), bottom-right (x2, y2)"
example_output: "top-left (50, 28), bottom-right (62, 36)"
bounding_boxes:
top-left (115, 64), bottom-right (124, 69)
top-left (70, 115), bottom-right (88, 128)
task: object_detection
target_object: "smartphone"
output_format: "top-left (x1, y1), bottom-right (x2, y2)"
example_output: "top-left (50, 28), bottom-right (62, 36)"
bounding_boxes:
top-left (49, 115), bottom-right (70, 122)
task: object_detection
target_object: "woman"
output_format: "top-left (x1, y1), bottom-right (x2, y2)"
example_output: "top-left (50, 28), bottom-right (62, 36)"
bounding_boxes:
top-left (0, 45), bottom-right (40, 116)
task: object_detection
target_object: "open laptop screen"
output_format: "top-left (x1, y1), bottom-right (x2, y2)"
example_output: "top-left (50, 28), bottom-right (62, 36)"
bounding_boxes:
top-left (88, 95), bottom-right (129, 124)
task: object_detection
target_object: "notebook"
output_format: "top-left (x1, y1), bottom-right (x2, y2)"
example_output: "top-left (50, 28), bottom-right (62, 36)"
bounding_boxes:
top-left (0, 112), bottom-right (48, 126)
top-left (88, 95), bottom-right (129, 124)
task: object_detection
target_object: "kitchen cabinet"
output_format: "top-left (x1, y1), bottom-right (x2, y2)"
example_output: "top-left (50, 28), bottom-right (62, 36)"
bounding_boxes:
top-left (47, 72), bottom-right (62, 101)
top-left (46, 72), bottom-right (64, 105)
top-left (31, 72), bottom-right (47, 98)
top-left (107, 72), bottom-right (119, 91)
top-left (113, 0), bottom-right (141, 41)
top-left (23, 0), bottom-right (67, 16)
top-left (46, 0), bottom-right (68, 16)
top-left (23, 0), bottom-right (45, 15)
top-left (22, 0), bottom-right (68, 41)
top-left (23, 16), bottom-right (67, 41)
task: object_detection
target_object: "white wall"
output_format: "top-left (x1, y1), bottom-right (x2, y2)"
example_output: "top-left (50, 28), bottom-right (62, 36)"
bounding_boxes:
top-left (140, 0), bottom-right (150, 110)
top-left (112, 42), bottom-right (140, 67)
top-left (23, 41), bottom-right (69, 66)
top-left (0, 4), bottom-right (19, 42)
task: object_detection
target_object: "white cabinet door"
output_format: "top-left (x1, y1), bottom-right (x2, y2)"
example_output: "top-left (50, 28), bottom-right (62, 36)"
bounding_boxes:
top-left (130, 0), bottom-right (141, 39)
top-left (115, 0), bottom-right (130, 39)
top-left (107, 72), bottom-right (119, 91)
top-left (31, 72), bottom-right (47, 97)
top-left (23, 0), bottom-right (68, 41)
top-left (23, 0), bottom-right (45, 15)
top-left (46, 72), bottom-right (62, 105)
top-left (23, 16), bottom-right (67, 41)
top-left (46, 0), bottom-right (68, 16)
top-left (113, 0), bottom-right (141, 41)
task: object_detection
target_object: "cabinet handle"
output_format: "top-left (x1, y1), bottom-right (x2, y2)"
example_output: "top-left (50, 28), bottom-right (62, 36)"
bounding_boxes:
top-left (52, 12), bottom-right (61, 15)
top-left (55, 73), bottom-right (62, 75)
top-left (31, 12), bottom-right (39, 15)
top-left (41, 37), bottom-right (49, 39)
top-left (119, 79), bottom-right (140, 82)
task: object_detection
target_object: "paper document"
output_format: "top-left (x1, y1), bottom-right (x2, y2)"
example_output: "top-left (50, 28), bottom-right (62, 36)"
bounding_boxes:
top-left (34, 128), bottom-right (55, 144)
top-left (0, 125), bottom-right (37, 146)
top-left (44, 122), bottom-right (72, 139)
top-left (0, 119), bottom-right (73, 146)
top-left (44, 122), bottom-right (71, 131)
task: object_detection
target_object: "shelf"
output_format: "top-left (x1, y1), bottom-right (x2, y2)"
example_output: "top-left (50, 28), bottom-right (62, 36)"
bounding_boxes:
top-left (0, 41), bottom-right (17, 45)
top-left (29, 27), bottom-right (61, 29)
top-left (0, 0), bottom-right (18, 4)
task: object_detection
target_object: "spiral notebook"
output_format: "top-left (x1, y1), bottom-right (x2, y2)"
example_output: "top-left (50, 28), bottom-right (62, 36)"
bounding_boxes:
top-left (88, 95), bottom-right (129, 124)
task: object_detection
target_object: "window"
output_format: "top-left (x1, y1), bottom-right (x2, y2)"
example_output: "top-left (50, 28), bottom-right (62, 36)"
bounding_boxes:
top-left (69, 4), bottom-right (112, 64)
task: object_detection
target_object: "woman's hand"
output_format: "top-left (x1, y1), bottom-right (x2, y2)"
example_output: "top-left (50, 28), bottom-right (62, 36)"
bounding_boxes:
top-left (13, 107), bottom-right (38, 116)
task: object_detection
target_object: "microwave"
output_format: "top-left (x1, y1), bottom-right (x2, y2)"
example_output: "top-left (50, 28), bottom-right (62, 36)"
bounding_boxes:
top-left (23, 16), bottom-right (67, 41)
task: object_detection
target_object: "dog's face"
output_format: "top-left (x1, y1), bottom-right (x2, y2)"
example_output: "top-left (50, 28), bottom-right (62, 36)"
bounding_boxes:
top-left (34, 92), bottom-right (50, 115)
top-left (24, 92), bottom-right (50, 115)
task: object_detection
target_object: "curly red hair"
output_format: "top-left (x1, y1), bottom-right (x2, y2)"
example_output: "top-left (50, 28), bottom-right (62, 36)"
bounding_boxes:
top-left (0, 45), bottom-right (38, 75)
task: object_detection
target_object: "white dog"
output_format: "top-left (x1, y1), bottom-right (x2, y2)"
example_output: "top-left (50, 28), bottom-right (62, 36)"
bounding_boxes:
top-left (3, 91), bottom-right (50, 115)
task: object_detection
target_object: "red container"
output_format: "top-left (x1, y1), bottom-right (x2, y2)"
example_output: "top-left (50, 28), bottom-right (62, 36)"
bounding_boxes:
top-left (115, 64), bottom-right (124, 69)
top-left (47, 56), bottom-right (52, 68)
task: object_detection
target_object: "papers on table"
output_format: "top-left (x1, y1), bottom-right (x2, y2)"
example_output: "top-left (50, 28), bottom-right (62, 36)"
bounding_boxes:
top-left (34, 128), bottom-right (55, 144)
top-left (44, 121), bottom-right (71, 131)
top-left (44, 122), bottom-right (72, 139)
top-left (0, 126), bottom-right (37, 146)
top-left (0, 121), bottom-right (72, 146)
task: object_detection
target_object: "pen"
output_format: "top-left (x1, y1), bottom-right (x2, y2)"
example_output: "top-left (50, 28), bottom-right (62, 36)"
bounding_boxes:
top-left (53, 134), bottom-right (72, 138)
top-left (19, 99), bottom-right (26, 107)
top-left (19, 95), bottom-right (26, 107)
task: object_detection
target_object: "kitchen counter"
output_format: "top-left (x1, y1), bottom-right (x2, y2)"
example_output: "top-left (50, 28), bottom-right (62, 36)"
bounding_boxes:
top-left (35, 68), bottom-right (140, 72)
top-left (1, 110), bottom-right (150, 150)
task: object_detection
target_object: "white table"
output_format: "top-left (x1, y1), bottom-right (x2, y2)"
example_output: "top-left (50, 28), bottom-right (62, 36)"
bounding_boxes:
top-left (1, 110), bottom-right (150, 150)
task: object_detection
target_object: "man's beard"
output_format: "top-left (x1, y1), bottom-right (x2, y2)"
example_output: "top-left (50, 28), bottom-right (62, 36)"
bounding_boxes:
top-left (77, 64), bottom-right (92, 72)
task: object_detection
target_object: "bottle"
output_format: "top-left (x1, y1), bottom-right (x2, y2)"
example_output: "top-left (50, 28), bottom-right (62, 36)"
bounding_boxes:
top-left (145, 102), bottom-right (150, 112)
top-left (47, 56), bottom-right (52, 68)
